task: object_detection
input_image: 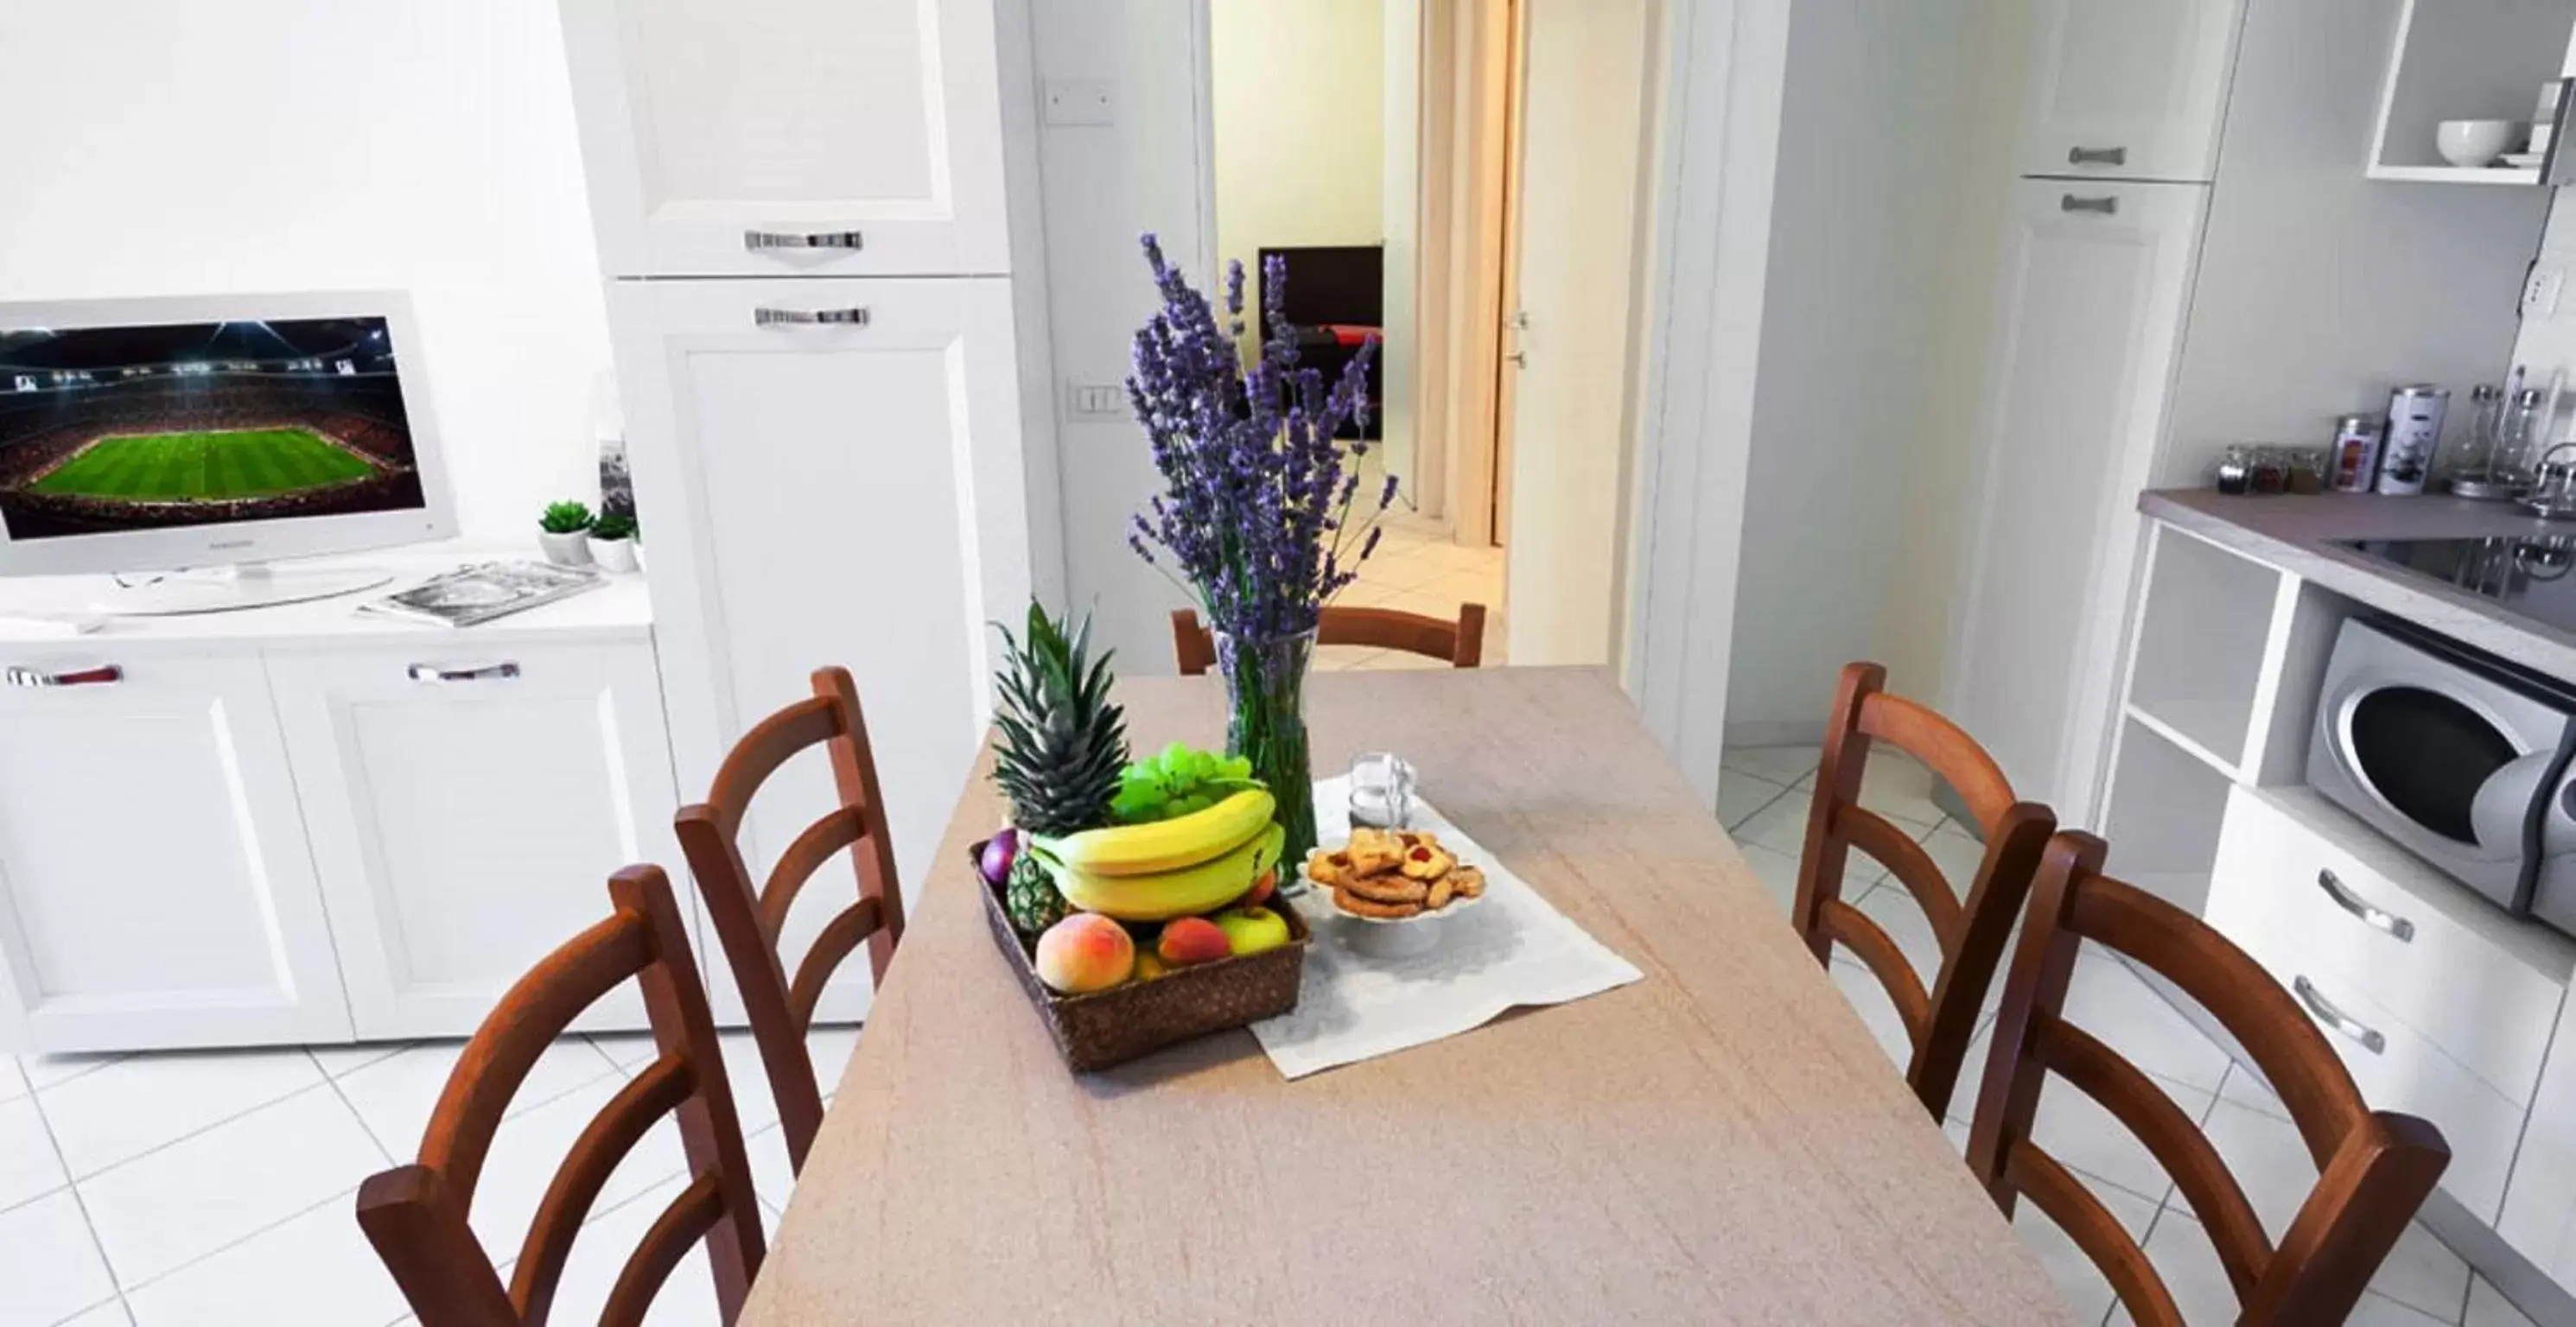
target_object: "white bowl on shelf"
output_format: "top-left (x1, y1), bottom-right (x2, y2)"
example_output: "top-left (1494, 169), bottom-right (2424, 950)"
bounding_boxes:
top-left (2437, 119), bottom-right (2521, 168)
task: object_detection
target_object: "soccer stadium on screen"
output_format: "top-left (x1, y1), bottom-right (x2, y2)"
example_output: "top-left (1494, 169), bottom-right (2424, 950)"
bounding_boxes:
top-left (0, 317), bottom-right (423, 541)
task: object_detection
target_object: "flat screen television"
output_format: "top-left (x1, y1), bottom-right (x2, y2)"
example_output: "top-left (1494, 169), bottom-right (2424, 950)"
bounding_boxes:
top-left (0, 291), bottom-right (453, 610)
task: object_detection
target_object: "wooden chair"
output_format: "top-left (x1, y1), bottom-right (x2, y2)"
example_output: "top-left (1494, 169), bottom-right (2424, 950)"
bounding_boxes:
top-left (1791, 662), bottom-right (2057, 1121)
top-left (1966, 832), bottom-right (2451, 1324)
top-left (1169, 603), bottom-right (1488, 674)
top-left (357, 866), bottom-right (765, 1326)
top-left (674, 665), bottom-right (903, 1177)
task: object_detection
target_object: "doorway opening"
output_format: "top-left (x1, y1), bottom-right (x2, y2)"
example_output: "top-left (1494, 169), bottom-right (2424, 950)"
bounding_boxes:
top-left (1202, 0), bottom-right (1660, 670)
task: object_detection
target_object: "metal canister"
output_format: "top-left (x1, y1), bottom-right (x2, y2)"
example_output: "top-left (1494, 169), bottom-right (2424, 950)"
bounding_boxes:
top-left (2329, 413), bottom-right (2384, 492)
top-left (2373, 384), bottom-right (2451, 496)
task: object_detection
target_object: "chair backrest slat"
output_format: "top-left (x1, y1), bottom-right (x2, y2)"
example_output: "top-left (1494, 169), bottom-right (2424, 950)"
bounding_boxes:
top-left (601, 1174), bottom-right (728, 1327)
top-left (1965, 831), bottom-right (2451, 1324)
top-left (358, 867), bottom-right (766, 1326)
top-left (1170, 604), bottom-right (1488, 674)
top-left (1791, 662), bottom-right (2056, 1121)
top-left (674, 664), bottom-right (904, 1178)
top-left (2007, 1143), bottom-right (2182, 1325)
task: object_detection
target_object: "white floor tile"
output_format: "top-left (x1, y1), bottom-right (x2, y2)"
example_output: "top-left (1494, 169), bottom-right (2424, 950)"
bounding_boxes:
top-left (742, 1120), bottom-right (796, 1215)
top-left (0, 1189), bottom-right (118, 1327)
top-left (1733, 842), bottom-right (1804, 917)
top-left (805, 1025), bottom-right (861, 1102)
top-left (2021, 1064), bottom-right (2209, 1209)
top-left (0, 1094), bottom-right (66, 1212)
top-left (2012, 1174), bottom-right (2156, 1327)
top-left (712, 1026), bottom-right (863, 1140)
top-left (2195, 1095), bottom-right (2314, 1237)
top-left (18, 1053), bottom-right (125, 1095)
top-left (1720, 744), bottom-right (1820, 786)
top-left (2109, 1208), bottom-right (2452, 1326)
top-left (463, 1073), bottom-right (688, 1267)
top-left (1828, 956), bottom-right (1915, 1071)
top-left (39, 1049), bottom-right (322, 1180)
top-left (304, 1044), bottom-right (407, 1080)
top-left (2215, 1058), bottom-right (2289, 1121)
top-left (1733, 790), bottom-right (1819, 856)
top-left (77, 1084), bottom-right (382, 1289)
top-left (0, 1055), bottom-right (27, 1105)
top-left (336, 1037), bottom-right (619, 1159)
top-left (588, 1032), bottom-right (660, 1073)
top-left (57, 1300), bottom-right (132, 1327)
top-left (2467, 1275), bottom-right (2540, 1327)
top-left (2060, 949), bottom-right (2232, 1095)
top-left (2345, 1291), bottom-right (2458, 1325)
top-left (1848, 879), bottom-right (1944, 988)
top-left (1716, 768), bottom-right (1793, 830)
top-left (1916, 821), bottom-right (1988, 898)
top-left (2370, 1222), bottom-right (2474, 1324)
top-left (544, 1176), bottom-right (722, 1327)
top-left (1848, 750), bottom-right (1947, 829)
top-left (124, 1189), bottom-right (404, 1327)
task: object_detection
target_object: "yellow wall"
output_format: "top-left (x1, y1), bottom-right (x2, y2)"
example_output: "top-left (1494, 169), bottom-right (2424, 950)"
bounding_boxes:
top-left (1210, 0), bottom-right (1387, 291)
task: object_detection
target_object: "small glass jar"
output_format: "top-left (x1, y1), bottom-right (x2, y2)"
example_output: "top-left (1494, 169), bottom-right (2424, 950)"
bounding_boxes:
top-left (1347, 752), bottom-right (1416, 829)
top-left (2285, 448), bottom-right (2328, 494)
top-left (2213, 445), bottom-right (2253, 495)
top-left (2248, 447), bottom-right (2288, 495)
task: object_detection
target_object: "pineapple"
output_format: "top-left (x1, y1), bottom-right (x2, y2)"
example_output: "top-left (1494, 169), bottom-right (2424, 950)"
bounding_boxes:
top-left (991, 602), bottom-right (1128, 936)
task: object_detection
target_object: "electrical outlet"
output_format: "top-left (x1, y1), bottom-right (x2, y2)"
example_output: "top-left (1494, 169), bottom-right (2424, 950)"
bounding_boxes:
top-left (2525, 264), bottom-right (2565, 317)
top-left (1043, 78), bottom-right (1115, 127)
top-left (1065, 383), bottom-right (1125, 420)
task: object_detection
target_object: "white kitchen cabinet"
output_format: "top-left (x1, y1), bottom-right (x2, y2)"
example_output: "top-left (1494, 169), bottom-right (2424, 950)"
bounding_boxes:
top-left (558, 0), bottom-right (1008, 278)
top-left (2503, 998), bottom-right (2576, 1289)
top-left (1949, 179), bottom-right (2208, 813)
top-left (0, 649), bottom-right (349, 1051)
top-left (269, 639), bottom-right (683, 1040)
top-left (2015, 0), bottom-right (2242, 181)
top-left (608, 275), bottom-right (1029, 1023)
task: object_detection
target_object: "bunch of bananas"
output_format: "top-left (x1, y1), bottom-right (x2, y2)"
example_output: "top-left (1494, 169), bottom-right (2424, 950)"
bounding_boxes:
top-left (1032, 789), bottom-right (1284, 920)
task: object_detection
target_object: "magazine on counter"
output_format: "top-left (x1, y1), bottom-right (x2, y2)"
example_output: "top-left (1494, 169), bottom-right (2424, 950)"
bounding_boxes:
top-left (358, 561), bottom-right (604, 628)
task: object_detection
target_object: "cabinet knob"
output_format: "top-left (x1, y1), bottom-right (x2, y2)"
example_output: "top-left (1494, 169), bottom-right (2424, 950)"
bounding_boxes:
top-left (753, 307), bottom-right (872, 328)
top-left (2067, 146), bottom-right (2127, 167)
top-left (2314, 868), bottom-right (2414, 942)
top-left (2293, 975), bottom-right (2386, 1055)
top-left (743, 229), bottom-right (865, 252)
top-left (2060, 194), bottom-right (2119, 216)
top-left (3, 663), bottom-right (121, 689)
top-left (407, 662), bottom-right (521, 683)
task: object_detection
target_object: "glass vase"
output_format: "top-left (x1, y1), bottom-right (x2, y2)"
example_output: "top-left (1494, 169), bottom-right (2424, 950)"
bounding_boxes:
top-left (1214, 628), bottom-right (1318, 872)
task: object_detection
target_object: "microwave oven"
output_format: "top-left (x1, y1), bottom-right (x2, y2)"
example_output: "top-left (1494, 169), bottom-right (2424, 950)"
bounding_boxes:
top-left (2306, 615), bottom-right (2576, 937)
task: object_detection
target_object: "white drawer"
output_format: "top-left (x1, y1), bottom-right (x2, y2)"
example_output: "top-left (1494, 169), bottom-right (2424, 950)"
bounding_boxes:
top-left (2217, 935), bottom-right (2523, 1222)
top-left (2207, 786), bottom-right (2574, 1107)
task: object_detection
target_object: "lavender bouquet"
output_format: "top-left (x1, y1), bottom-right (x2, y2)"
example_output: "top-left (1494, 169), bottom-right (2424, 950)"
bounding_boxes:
top-left (1126, 234), bottom-right (1393, 865)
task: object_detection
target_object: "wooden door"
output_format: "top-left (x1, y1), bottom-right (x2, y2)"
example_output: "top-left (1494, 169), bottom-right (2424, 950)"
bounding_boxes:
top-left (1948, 179), bottom-right (2208, 815)
top-left (609, 276), bottom-right (1028, 1024)
top-left (2016, 0), bottom-right (2243, 181)
top-left (558, 0), bottom-right (1009, 277)
top-left (0, 649), bottom-right (347, 1051)
top-left (270, 639), bottom-right (683, 1039)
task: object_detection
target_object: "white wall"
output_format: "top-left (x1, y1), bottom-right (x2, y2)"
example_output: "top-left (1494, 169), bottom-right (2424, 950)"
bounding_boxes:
top-left (0, 0), bottom-right (611, 541)
top-left (1209, 0), bottom-right (1386, 276)
top-left (1722, 0), bottom-right (2024, 745)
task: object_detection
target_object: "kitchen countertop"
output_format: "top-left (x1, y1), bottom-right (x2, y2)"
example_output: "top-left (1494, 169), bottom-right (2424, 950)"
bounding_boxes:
top-left (2140, 488), bottom-right (2576, 683)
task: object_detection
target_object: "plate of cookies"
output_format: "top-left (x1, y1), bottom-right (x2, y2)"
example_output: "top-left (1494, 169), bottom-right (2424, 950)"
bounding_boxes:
top-left (1304, 826), bottom-right (1487, 924)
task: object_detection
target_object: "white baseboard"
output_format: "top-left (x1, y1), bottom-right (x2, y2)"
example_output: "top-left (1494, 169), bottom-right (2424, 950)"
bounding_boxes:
top-left (1722, 719), bottom-right (1823, 751)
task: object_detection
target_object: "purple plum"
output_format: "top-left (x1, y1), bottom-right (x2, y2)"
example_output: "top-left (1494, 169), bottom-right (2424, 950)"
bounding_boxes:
top-left (980, 828), bottom-right (1019, 886)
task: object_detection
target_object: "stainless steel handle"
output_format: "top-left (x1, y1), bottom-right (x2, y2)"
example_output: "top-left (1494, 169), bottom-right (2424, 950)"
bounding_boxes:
top-left (1505, 351), bottom-right (1527, 367)
top-left (2061, 194), bottom-right (2119, 215)
top-left (407, 662), bottom-right (520, 683)
top-left (3, 663), bottom-right (121, 689)
top-left (1504, 310), bottom-right (1530, 329)
top-left (743, 229), bottom-right (864, 252)
top-left (2293, 975), bottom-right (2386, 1055)
top-left (753, 307), bottom-right (872, 328)
top-left (2067, 146), bottom-right (2128, 167)
top-left (2315, 869), bottom-right (2415, 942)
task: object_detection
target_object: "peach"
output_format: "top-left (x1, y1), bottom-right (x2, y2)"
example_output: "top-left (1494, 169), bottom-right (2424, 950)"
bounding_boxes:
top-left (1157, 916), bottom-right (1231, 967)
top-left (1231, 869), bottom-right (1277, 911)
top-left (1034, 913), bottom-right (1135, 994)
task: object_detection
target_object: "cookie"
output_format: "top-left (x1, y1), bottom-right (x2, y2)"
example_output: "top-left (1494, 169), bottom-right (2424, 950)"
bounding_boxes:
top-left (1426, 877), bottom-right (1456, 910)
top-left (1334, 886), bottom-right (1422, 919)
top-left (1346, 828), bottom-right (1403, 876)
top-left (1343, 872), bottom-right (1429, 905)
top-left (1306, 851), bottom-right (1351, 886)
top-left (1449, 866), bottom-right (1485, 898)
top-left (1398, 843), bottom-right (1456, 880)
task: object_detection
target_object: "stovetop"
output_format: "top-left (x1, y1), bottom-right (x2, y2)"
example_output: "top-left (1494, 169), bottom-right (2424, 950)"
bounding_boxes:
top-left (2340, 536), bottom-right (2576, 634)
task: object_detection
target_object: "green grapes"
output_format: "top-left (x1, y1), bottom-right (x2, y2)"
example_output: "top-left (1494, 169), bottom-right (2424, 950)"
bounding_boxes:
top-left (1110, 740), bottom-right (1260, 823)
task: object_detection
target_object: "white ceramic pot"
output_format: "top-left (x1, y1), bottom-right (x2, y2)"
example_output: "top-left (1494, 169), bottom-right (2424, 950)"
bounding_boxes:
top-left (589, 535), bottom-right (639, 574)
top-left (538, 530), bottom-right (595, 567)
top-left (2437, 119), bottom-right (2520, 168)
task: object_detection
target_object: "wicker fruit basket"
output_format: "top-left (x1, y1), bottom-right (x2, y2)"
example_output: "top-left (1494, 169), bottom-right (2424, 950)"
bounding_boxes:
top-left (971, 841), bottom-right (1310, 1071)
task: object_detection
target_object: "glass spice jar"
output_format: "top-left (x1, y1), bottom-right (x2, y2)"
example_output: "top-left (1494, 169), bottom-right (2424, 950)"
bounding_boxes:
top-left (2214, 445), bottom-right (2253, 495)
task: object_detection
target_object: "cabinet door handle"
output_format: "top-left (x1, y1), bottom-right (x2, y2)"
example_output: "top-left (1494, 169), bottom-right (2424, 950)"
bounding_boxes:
top-left (753, 307), bottom-right (872, 328)
top-left (2067, 146), bottom-right (2128, 167)
top-left (2293, 975), bottom-right (2386, 1055)
top-left (2060, 194), bottom-right (2119, 216)
top-left (407, 662), bottom-right (520, 683)
top-left (3, 663), bottom-right (121, 689)
top-left (2316, 868), bottom-right (2414, 942)
top-left (743, 229), bottom-right (864, 252)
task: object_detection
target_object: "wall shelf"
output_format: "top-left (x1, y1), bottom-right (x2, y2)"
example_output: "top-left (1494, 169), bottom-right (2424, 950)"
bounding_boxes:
top-left (2366, 0), bottom-right (2571, 184)
top-left (2367, 163), bottom-right (2543, 185)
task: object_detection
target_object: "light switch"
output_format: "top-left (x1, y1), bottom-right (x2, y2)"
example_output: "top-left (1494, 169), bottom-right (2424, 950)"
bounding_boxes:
top-left (1065, 383), bottom-right (1127, 420)
top-left (1043, 79), bottom-right (1116, 127)
top-left (2525, 263), bottom-right (2566, 318)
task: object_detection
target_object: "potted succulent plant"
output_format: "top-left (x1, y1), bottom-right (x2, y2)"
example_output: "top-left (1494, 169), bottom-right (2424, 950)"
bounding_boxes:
top-left (537, 500), bottom-right (595, 568)
top-left (588, 511), bottom-right (639, 573)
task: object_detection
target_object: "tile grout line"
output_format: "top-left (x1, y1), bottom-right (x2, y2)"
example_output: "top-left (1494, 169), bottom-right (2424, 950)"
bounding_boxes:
top-left (22, 1056), bottom-right (137, 1325)
top-left (38, 1076), bottom-right (342, 1193)
top-left (311, 1048), bottom-right (400, 1170)
top-left (111, 1180), bottom-right (366, 1307)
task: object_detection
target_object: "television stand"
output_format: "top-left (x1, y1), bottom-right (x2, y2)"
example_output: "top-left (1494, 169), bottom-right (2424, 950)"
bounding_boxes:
top-left (96, 562), bottom-right (393, 616)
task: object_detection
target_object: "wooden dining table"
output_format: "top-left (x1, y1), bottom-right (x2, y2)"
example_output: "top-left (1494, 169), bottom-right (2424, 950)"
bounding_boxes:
top-left (740, 667), bottom-right (2066, 1324)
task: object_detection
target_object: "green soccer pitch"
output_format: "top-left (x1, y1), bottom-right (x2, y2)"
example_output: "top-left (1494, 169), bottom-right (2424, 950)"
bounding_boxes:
top-left (27, 428), bottom-right (377, 502)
